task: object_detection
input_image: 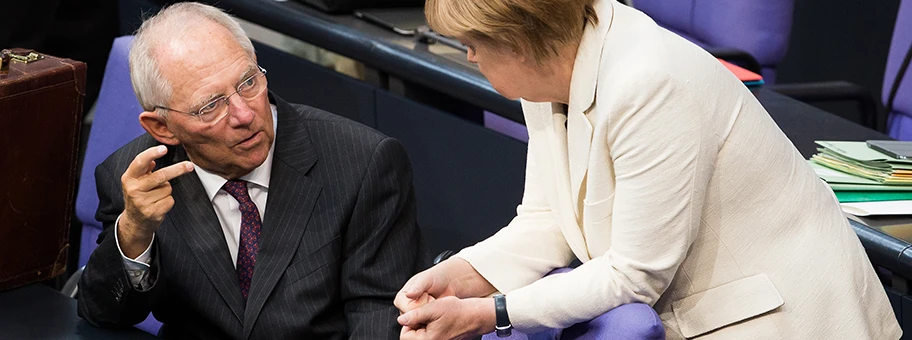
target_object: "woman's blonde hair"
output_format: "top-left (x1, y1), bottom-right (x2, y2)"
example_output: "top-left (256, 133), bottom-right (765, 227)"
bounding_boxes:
top-left (425, 0), bottom-right (598, 64)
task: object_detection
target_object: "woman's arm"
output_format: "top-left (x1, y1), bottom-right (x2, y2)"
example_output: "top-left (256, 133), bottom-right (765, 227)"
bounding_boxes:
top-left (454, 132), bottom-right (577, 294)
top-left (502, 70), bottom-right (718, 333)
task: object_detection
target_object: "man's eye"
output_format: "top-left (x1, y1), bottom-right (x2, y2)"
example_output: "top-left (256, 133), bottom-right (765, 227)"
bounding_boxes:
top-left (200, 100), bottom-right (219, 114)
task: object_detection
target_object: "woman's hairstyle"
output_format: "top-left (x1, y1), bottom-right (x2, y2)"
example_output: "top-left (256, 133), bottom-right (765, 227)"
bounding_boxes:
top-left (129, 2), bottom-right (256, 113)
top-left (425, 0), bottom-right (598, 64)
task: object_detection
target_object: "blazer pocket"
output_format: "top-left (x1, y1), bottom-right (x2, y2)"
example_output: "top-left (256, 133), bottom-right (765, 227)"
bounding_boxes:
top-left (583, 193), bottom-right (615, 226)
top-left (672, 273), bottom-right (784, 338)
top-left (283, 236), bottom-right (341, 284)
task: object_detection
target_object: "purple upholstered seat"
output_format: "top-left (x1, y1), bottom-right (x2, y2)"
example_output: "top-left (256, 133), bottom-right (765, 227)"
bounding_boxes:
top-left (74, 35), bottom-right (162, 335)
top-left (75, 35), bottom-right (144, 269)
top-left (885, 0), bottom-right (912, 140)
top-left (632, 0), bottom-right (795, 83)
top-left (481, 268), bottom-right (665, 340)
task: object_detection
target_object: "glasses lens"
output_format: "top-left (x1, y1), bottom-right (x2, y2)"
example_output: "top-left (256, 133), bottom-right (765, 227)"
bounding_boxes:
top-left (198, 99), bottom-right (228, 123)
top-left (238, 73), bottom-right (266, 99)
top-left (195, 69), bottom-right (267, 125)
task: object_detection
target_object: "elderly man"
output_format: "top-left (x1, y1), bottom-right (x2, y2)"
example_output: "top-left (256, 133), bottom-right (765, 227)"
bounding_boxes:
top-left (77, 3), bottom-right (426, 338)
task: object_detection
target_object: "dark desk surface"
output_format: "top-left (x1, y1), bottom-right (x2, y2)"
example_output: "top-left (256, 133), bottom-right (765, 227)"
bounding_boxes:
top-left (190, 0), bottom-right (889, 155)
top-left (0, 284), bottom-right (158, 339)
top-left (147, 0), bottom-right (912, 277)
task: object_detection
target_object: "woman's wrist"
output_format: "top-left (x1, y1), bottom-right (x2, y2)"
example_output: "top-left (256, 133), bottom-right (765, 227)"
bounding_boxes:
top-left (468, 297), bottom-right (498, 335)
top-left (445, 257), bottom-right (497, 298)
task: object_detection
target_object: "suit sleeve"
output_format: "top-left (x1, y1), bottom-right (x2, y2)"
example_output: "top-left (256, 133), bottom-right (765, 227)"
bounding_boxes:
top-left (502, 71), bottom-right (717, 332)
top-left (454, 138), bottom-right (576, 293)
top-left (341, 137), bottom-right (428, 340)
top-left (77, 159), bottom-right (165, 328)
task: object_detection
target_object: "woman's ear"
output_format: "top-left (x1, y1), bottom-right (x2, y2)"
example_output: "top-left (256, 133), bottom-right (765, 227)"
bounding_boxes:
top-left (139, 111), bottom-right (181, 146)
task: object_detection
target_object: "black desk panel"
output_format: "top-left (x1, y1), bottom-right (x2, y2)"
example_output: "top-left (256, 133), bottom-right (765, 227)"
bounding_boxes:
top-left (375, 91), bottom-right (527, 255)
top-left (0, 284), bottom-right (158, 339)
top-left (756, 90), bottom-right (890, 158)
top-left (254, 41), bottom-right (378, 126)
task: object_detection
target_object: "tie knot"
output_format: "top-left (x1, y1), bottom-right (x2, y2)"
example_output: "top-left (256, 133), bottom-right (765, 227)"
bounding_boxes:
top-left (223, 180), bottom-right (251, 203)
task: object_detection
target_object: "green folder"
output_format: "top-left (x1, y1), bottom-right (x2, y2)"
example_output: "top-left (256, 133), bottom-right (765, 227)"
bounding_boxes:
top-left (828, 183), bottom-right (912, 191)
top-left (834, 191), bottom-right (912, 203)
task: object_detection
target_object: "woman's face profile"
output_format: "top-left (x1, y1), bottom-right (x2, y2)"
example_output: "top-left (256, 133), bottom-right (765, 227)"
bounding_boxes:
top-left (461, 38), bottom-right (545, 101)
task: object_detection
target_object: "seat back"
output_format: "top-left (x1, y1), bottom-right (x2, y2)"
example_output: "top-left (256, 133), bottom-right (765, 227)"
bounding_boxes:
top-left (632, 0), bottom-right (795, 82)
top-left (75, 35), bottom-right (146, 269)
top-left (885, 0), bottom-right (912, 140)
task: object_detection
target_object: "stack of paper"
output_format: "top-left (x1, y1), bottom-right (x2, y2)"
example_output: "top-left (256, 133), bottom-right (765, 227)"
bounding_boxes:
top-left (810, 141), bottom-right (912, 216)
top-left (811, 141), bottom-right (912, 184)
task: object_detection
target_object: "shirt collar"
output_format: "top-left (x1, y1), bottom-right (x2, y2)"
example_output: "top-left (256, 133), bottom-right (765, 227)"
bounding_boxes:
top-left (194, 104), bottom-right (278, 201)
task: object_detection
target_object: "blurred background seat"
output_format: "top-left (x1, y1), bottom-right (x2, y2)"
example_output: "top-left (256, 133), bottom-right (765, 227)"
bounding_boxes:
top-left (631, 0), bottom-right (795, 83)
top-left (770, 0), bottom-right (911, 133)
top-left (884, 0), bottom-right (912, 139)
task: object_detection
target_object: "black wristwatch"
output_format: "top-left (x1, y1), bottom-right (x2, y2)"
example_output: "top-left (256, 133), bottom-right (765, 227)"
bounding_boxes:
top-left (493, 294), bottom-right (512, 337)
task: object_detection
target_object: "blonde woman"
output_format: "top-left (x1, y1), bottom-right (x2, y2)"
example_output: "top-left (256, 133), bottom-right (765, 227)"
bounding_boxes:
top-left (393, 0), bottom-right (901, 339)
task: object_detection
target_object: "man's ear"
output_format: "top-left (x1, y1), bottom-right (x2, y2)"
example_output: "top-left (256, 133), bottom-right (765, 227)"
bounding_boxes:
top-left (139, 111), bottom-right (181, 146)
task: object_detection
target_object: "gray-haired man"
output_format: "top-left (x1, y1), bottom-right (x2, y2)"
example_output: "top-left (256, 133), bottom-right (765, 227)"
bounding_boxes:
top-left (77, 3), bottom-right (426, 338)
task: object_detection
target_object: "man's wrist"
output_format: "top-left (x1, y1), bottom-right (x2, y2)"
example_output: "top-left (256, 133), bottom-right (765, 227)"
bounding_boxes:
top-left (117, 216), bottom-right (154, 258)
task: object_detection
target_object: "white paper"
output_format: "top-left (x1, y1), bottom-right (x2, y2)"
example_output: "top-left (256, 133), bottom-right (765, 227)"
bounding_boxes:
top-left (841, 200), bottom-right (912, 216)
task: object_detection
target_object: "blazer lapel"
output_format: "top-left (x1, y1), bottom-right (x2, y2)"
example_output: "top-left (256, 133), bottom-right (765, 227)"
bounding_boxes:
top-left (567, 105), bottom-right (593, 209)
top-left (527, 101), bottom-right (589, 261)
top-left (565, 0), bottom-right (615, 218)
top-left (242, 95), bottom-right (321, 339)
top-left (166, 147), bottom-right (246, 323)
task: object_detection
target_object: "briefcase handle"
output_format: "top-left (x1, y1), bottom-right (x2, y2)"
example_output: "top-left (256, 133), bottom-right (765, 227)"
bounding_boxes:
top-left (0, 49), bottom-right (45, 74)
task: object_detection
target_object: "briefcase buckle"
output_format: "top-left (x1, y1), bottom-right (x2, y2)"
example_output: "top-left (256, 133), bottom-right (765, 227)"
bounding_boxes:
top-left (0, 50), bottom-right (10, 75)
top-left (0, 49), bottom-right (44, 74)
top-left (8, 50), bottom-right (43, 64)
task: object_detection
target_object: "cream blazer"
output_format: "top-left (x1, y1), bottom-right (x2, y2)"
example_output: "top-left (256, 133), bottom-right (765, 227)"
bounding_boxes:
top-left (455, 1), bottom-right (901, 338)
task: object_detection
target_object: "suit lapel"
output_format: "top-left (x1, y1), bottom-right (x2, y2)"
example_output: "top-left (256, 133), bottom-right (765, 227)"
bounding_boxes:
top-left (545, 104), bottom-right (590, 260)
top-left (538, 0), bottom-right (615, 260)
top-left (567, 105), bottom-right (593, 208)
top-left (565, 0), bottom-right (615, 219)
top-left (166, 146), bottom-right (246, 323)
top-left (243, 95), bottom-right (321, 339)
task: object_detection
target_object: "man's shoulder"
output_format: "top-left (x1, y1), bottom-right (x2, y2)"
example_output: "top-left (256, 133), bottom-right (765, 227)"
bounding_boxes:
top-left (286, 103), bottom-right (389, 147)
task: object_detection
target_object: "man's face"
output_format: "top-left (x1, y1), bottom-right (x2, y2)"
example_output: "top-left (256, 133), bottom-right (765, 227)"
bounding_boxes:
top-left (155, 21), bottom-right (274, 179)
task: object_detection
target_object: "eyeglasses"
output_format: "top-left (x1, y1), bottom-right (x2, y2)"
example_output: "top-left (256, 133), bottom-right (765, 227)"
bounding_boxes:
top-left (155, 65), bottom-right (268, 125)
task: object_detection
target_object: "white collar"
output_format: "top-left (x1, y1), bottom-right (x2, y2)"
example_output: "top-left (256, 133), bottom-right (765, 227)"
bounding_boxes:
top-left (193, 104), bottom-right (278, 201)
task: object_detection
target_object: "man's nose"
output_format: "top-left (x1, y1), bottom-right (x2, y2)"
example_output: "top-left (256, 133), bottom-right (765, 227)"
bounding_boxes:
top-left (226, 95), bottom-right (255, 126)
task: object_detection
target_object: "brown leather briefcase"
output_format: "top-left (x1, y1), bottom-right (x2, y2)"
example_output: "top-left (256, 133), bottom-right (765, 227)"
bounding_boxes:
top-left (0, 49), bottom-right (86, 291)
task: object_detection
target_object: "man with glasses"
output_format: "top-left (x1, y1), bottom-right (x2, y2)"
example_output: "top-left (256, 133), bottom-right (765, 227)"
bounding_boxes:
top-left (77, 3), bottom-right (425, 339)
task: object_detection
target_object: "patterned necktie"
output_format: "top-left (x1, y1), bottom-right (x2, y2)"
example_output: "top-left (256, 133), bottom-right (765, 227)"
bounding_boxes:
top-left (222, 180), bottom-right (262, 300)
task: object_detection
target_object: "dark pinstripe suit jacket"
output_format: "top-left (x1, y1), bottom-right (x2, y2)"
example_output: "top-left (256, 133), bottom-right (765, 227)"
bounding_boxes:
top-left (78, 94), bottom-right (427, 339)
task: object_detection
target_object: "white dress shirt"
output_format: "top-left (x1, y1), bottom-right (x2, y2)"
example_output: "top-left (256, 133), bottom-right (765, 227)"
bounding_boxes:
top-left (116, 105), bottom-right (277, 288)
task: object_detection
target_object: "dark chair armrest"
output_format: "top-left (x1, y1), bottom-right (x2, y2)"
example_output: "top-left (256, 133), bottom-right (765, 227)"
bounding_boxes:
top-left (61, 266), bottom-right (84, 298)
top-left (705, 47), bottom-right (762, 75)
top-left (433, 250), bottom-right (457, 265)
top-left (768, 80), bottom-right (881, 129)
